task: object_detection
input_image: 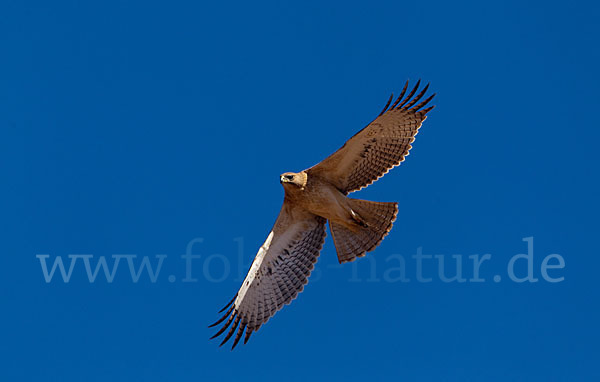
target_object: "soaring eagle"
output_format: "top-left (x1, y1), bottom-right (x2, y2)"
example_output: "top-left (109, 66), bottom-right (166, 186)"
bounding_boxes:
top-left (210, 80), bottom-right (435, 349)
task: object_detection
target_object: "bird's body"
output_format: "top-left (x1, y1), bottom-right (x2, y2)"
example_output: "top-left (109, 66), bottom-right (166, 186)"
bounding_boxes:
top-left (281, 171), bottom-right (357, 231)
top-left (210, 80), bottom-right (436, 348)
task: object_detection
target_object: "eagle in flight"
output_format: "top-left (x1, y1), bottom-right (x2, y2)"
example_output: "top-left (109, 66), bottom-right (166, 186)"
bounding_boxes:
top-left (210, 80), bottom-right (435, 349)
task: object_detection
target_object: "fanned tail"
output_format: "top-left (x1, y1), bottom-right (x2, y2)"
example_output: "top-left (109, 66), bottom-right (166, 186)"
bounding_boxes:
top-left (330, 199), bottom-right (398, 264)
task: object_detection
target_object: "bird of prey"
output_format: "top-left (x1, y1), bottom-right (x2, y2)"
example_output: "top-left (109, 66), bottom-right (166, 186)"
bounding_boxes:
top-left (210, 80), bottom-right (435, 349)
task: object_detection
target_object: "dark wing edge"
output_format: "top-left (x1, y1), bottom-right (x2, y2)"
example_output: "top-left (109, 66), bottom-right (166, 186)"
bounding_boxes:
top-left (378, 79), bottom-right (436, 118)
top-left (209, 215), bottom-right (327, 350)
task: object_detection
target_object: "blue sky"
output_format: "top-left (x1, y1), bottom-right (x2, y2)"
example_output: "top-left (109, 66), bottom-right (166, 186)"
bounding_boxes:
top-left (1, 0), bottom-right (599, 381)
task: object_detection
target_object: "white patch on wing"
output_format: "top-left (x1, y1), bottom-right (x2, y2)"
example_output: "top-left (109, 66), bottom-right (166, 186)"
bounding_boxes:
top-left (235, 230), bottom-right (274, 304)
top-left (234, 225), bottom-right (300, 308)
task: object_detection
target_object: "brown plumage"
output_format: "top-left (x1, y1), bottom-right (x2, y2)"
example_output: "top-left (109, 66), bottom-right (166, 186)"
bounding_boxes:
top-left (210, 80), bottom-right (435, 349)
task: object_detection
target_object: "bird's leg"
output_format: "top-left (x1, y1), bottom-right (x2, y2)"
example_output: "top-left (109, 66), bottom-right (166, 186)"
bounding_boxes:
top-left (349, 209), bottom-right (369, 228)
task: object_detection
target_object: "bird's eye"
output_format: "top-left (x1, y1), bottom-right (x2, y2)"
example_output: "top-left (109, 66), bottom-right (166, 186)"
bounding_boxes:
top-left (285, 175), bottom-right (294, 180)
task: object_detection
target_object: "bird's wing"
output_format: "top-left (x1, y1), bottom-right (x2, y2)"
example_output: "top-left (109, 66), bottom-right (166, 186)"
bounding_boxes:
top-left (307, 80), bottom-right (435, 194)
top-left (209, 200), bottom-right (326, 349)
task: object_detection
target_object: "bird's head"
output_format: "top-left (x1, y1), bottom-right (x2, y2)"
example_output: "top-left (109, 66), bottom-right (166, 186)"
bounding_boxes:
top-left (280, 171), bottom-right (307, 190)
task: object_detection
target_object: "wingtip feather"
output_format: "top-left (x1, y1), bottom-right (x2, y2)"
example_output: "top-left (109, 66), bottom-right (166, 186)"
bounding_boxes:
top-left (243, 328), bottom-right (254, 345)
top-left (378, 93), bottom-right (394, 116)
top-left (210, 311), bottom-right (235, 339)
top-left (403, 83), bottom-right (431, 110)
top-left (231, 323), bottom-right (246, 350)
top-left (219, 315), bottom-right (241, 347)
top-left (396, 79), bottom-right (421, 109)
top-left (208, 304), bottom-right (235, 328)
top-left (390, 80), bottom-right (410, 110)
top-left (218, 293), bottom-right (238, 313)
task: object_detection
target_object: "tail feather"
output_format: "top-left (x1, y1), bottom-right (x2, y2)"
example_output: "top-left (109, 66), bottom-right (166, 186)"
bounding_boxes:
top-left (330, 199), bottom-right (398, 263)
